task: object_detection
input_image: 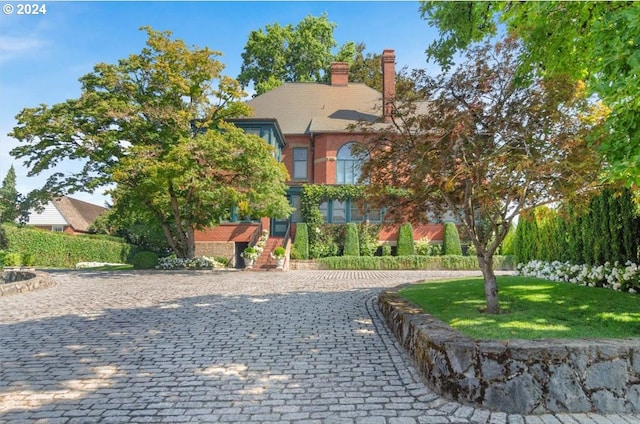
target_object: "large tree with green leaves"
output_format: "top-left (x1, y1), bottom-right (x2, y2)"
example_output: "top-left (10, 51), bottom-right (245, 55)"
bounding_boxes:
top-left (0, 165), bottom-right (21, 223)
top-left (238, 13), bottom-right (358, 95)
top-left (356, 39), bottom-right (604, 314)
top-left (10, 27), bottom-right (292, 258)
top-left (420, 1), bottom-right (640, 184)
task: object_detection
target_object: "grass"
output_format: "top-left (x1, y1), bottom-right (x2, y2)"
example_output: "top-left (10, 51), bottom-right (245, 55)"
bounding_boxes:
top-left (400, 276), bottom-right (640, 340)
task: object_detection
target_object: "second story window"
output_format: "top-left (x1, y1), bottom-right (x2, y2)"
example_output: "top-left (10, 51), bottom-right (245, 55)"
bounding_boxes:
top-left (337, 142), bottom-right (364, 184)
top-left (293, 148), bottom-right (308, 179)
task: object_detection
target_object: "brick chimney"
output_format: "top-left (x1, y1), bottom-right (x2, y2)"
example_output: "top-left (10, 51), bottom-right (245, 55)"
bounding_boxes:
top-left (330, 62), bottom-right (349, 86)
top-left (381, 49), bottom-right (396, 122)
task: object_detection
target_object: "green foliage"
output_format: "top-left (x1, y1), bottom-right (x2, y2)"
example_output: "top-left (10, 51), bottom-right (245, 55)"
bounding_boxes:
top-left (343, 223), bottom-right (360, 256)
top-left (2, 224), bottom-right (136, 268)
top-left (3, 252), bottom-right (22, 267)
top-left (442, 222), bottom-right (462, 255)
top-left (238, 14), bottom-right (359, 95)
top-left (514, 189), bottom-right (640, 265)
top-left (0, 165), bottom-right (22, 223)
top-left (293, 223), bottom-right (309, 260)
top-left (300, 184), bottom-right (366, 258)
top-left (396, 223), bottom-right (415, 256)
top-left (358, 222), bottom-right (379, 256)
top-left (381, 244), bottom-right (392, 257)
top-left (132, 251), bottom-right (159, 270)
top-left (273, 246), bottom-right (286, 258)
top-left (9, 27), bottom-right (291, 260)
top-left (318, 255), bottom-right (514, 270)
top-left (420, 2), bottom-right (640, 184)
top-left (499, 223), bottom-right (516, 256)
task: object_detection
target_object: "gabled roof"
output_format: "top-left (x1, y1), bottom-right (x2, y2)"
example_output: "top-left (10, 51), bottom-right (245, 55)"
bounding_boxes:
top-left (245, 82), bottom-right (384, 135)
top-left (52, 196), bottom-right (108, 232)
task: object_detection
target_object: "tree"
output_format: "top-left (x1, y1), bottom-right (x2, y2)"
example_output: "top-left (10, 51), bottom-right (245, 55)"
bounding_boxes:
top-left (10, 27), bottom-right (292, 259)
top-left (238, 14), bottom-right (358, 95)
top-left (0, 165), bottom-right (22, 223)
top-left (356, 39), bottom-right (604, 314)
top-left (420, 1), bottom-right (640, 184)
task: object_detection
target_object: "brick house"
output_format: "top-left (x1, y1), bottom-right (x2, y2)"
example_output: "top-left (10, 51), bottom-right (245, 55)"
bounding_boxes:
top-left (195, 50), bottom-right (444, 267)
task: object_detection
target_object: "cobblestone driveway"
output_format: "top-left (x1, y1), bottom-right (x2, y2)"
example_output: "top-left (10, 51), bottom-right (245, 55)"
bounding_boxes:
top-left (1, 270), bottom-right (638, 424)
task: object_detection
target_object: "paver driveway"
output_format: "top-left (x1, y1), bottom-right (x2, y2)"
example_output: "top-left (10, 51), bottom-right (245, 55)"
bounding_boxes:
top-left (1, 270), bottom-right (638, 424)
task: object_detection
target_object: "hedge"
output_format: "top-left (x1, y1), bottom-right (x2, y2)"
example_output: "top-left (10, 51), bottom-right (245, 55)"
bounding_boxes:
top-left (317, 255), bottom-right (515, 270)
top-left (2, 224), bottom-right (137, 268)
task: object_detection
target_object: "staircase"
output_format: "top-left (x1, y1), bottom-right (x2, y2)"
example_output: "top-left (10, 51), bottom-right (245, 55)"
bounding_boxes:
top-left (253, 236), bottom-right (284, 271)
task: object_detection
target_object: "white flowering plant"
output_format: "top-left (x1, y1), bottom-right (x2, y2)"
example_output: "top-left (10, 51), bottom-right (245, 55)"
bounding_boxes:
top-left (156, 256), bottom-right (223, 270)
top-left (515, 260), bottom-right (639, 294)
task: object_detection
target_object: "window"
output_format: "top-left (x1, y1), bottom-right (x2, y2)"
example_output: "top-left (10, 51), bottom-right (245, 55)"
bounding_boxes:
top-left (337, 142), bottom-right (365, 184)
top-left (319, 201), bottom-right (329, 222)
top-left (291, 195), bottom-right (303, 222)
top-left (51, 225), bottom-right (64, 232)
top-left (318, 198), bottom-right (384, 223)
top-left (332, 200), bottom-right (347, 223)
top-left (293, 148), bottom-right (308, 179)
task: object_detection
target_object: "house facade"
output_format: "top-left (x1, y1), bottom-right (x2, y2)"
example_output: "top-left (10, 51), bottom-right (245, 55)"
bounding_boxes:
top-left (194, 50), bottom-right (445, 266)
top-left (25, 196), bottom-right (108, 235)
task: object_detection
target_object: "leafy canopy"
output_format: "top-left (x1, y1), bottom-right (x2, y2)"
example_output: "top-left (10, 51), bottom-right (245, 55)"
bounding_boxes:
top-left (420, 1), bottom-right (640, 184)
top-left (356, 39), bottom-right (604, 313)
top-left (10, 27), bottom-right (292, 258)
top-left (238, 13), bottom-right (360, 95)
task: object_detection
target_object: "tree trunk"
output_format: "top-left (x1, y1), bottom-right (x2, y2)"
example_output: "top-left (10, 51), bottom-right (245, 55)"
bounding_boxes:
top-left (479, 253), bottom-right (500, 314)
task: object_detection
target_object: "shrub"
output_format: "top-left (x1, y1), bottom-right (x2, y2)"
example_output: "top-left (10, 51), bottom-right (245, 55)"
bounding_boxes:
top-left (273, 246), bottom-right (286, 258)
top-left (317, 255), bottom-right (515, 270)
top-left (415, 237), bottom-right (433, 256)
top-left (358, 222), bottom-right (379, 256)
top-left (293, 223), bottom-right (309, 260)
top-left (381, 244), bottom-right (392, 256)
top-left (396, 223), bottom-right (414, 256)
top-left (343, 223), bottom-right (360, 256)
top-left (3, 252), bottom-right (22, 267)
top-left (442, 222), bottom-right (462, 255)
top-left (2, 224), bottom-right (136, 268)
top-left (22, 252), bottom-right (35, 266)
top-left (132, 251), bottom-right (159, 270)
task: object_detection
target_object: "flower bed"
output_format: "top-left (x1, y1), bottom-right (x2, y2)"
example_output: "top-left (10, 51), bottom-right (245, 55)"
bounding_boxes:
top-left (156, 256), bottom-right (224, 270)
top-left (516, 260), bottom-right (639, 294)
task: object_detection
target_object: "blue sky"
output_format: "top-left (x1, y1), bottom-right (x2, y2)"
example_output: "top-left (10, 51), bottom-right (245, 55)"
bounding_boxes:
top-left (0, 1), bottom-right (440, 205)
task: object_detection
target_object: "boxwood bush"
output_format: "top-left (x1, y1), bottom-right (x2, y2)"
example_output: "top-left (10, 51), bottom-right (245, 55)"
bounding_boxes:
top-left (132, 251), bottom-right (159, 270)
top-left (293, 223), bottom-right (309, 260)
top-left (343, 223), bottom-right (360, 256)
top-left (397, 223), bottom-right (415, 256)
top-left (442, 222), bottom-right (463, 255)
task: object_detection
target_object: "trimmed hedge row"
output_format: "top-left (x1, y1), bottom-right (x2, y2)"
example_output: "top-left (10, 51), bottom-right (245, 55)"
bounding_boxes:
top-left (317, 255), bottom-right (515, 271)
top-left (2, 224), bottom-right (137, 268)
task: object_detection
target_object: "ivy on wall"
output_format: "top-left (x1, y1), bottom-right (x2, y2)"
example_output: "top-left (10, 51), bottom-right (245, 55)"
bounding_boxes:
top-left (300, 184), bottom-right (367, 258)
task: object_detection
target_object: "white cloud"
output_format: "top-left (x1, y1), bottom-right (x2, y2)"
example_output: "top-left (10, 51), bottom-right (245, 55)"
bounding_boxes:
top-left (0, 35), bottom-right (48, 64)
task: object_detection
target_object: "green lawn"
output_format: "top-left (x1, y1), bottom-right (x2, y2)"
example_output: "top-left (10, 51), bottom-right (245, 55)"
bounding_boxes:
top-left (400, 276), bottom-right (640, 340)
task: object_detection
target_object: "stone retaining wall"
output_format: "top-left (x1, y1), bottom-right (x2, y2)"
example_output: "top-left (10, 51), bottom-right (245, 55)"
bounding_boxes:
top-left (0, 269), bottom-right (55, 296)
top-left (379, 289), bottom-right (640, 415)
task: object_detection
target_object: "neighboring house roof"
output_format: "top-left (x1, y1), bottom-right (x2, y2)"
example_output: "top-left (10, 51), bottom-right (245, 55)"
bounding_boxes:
top-left (27, 196), bottom-right (108, 232)
top-left (245, 82), bottom-right (383, 135)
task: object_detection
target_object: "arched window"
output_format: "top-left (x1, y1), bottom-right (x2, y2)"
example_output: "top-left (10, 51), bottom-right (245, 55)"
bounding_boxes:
top-left (336, 142), bottom-right (365, 184)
